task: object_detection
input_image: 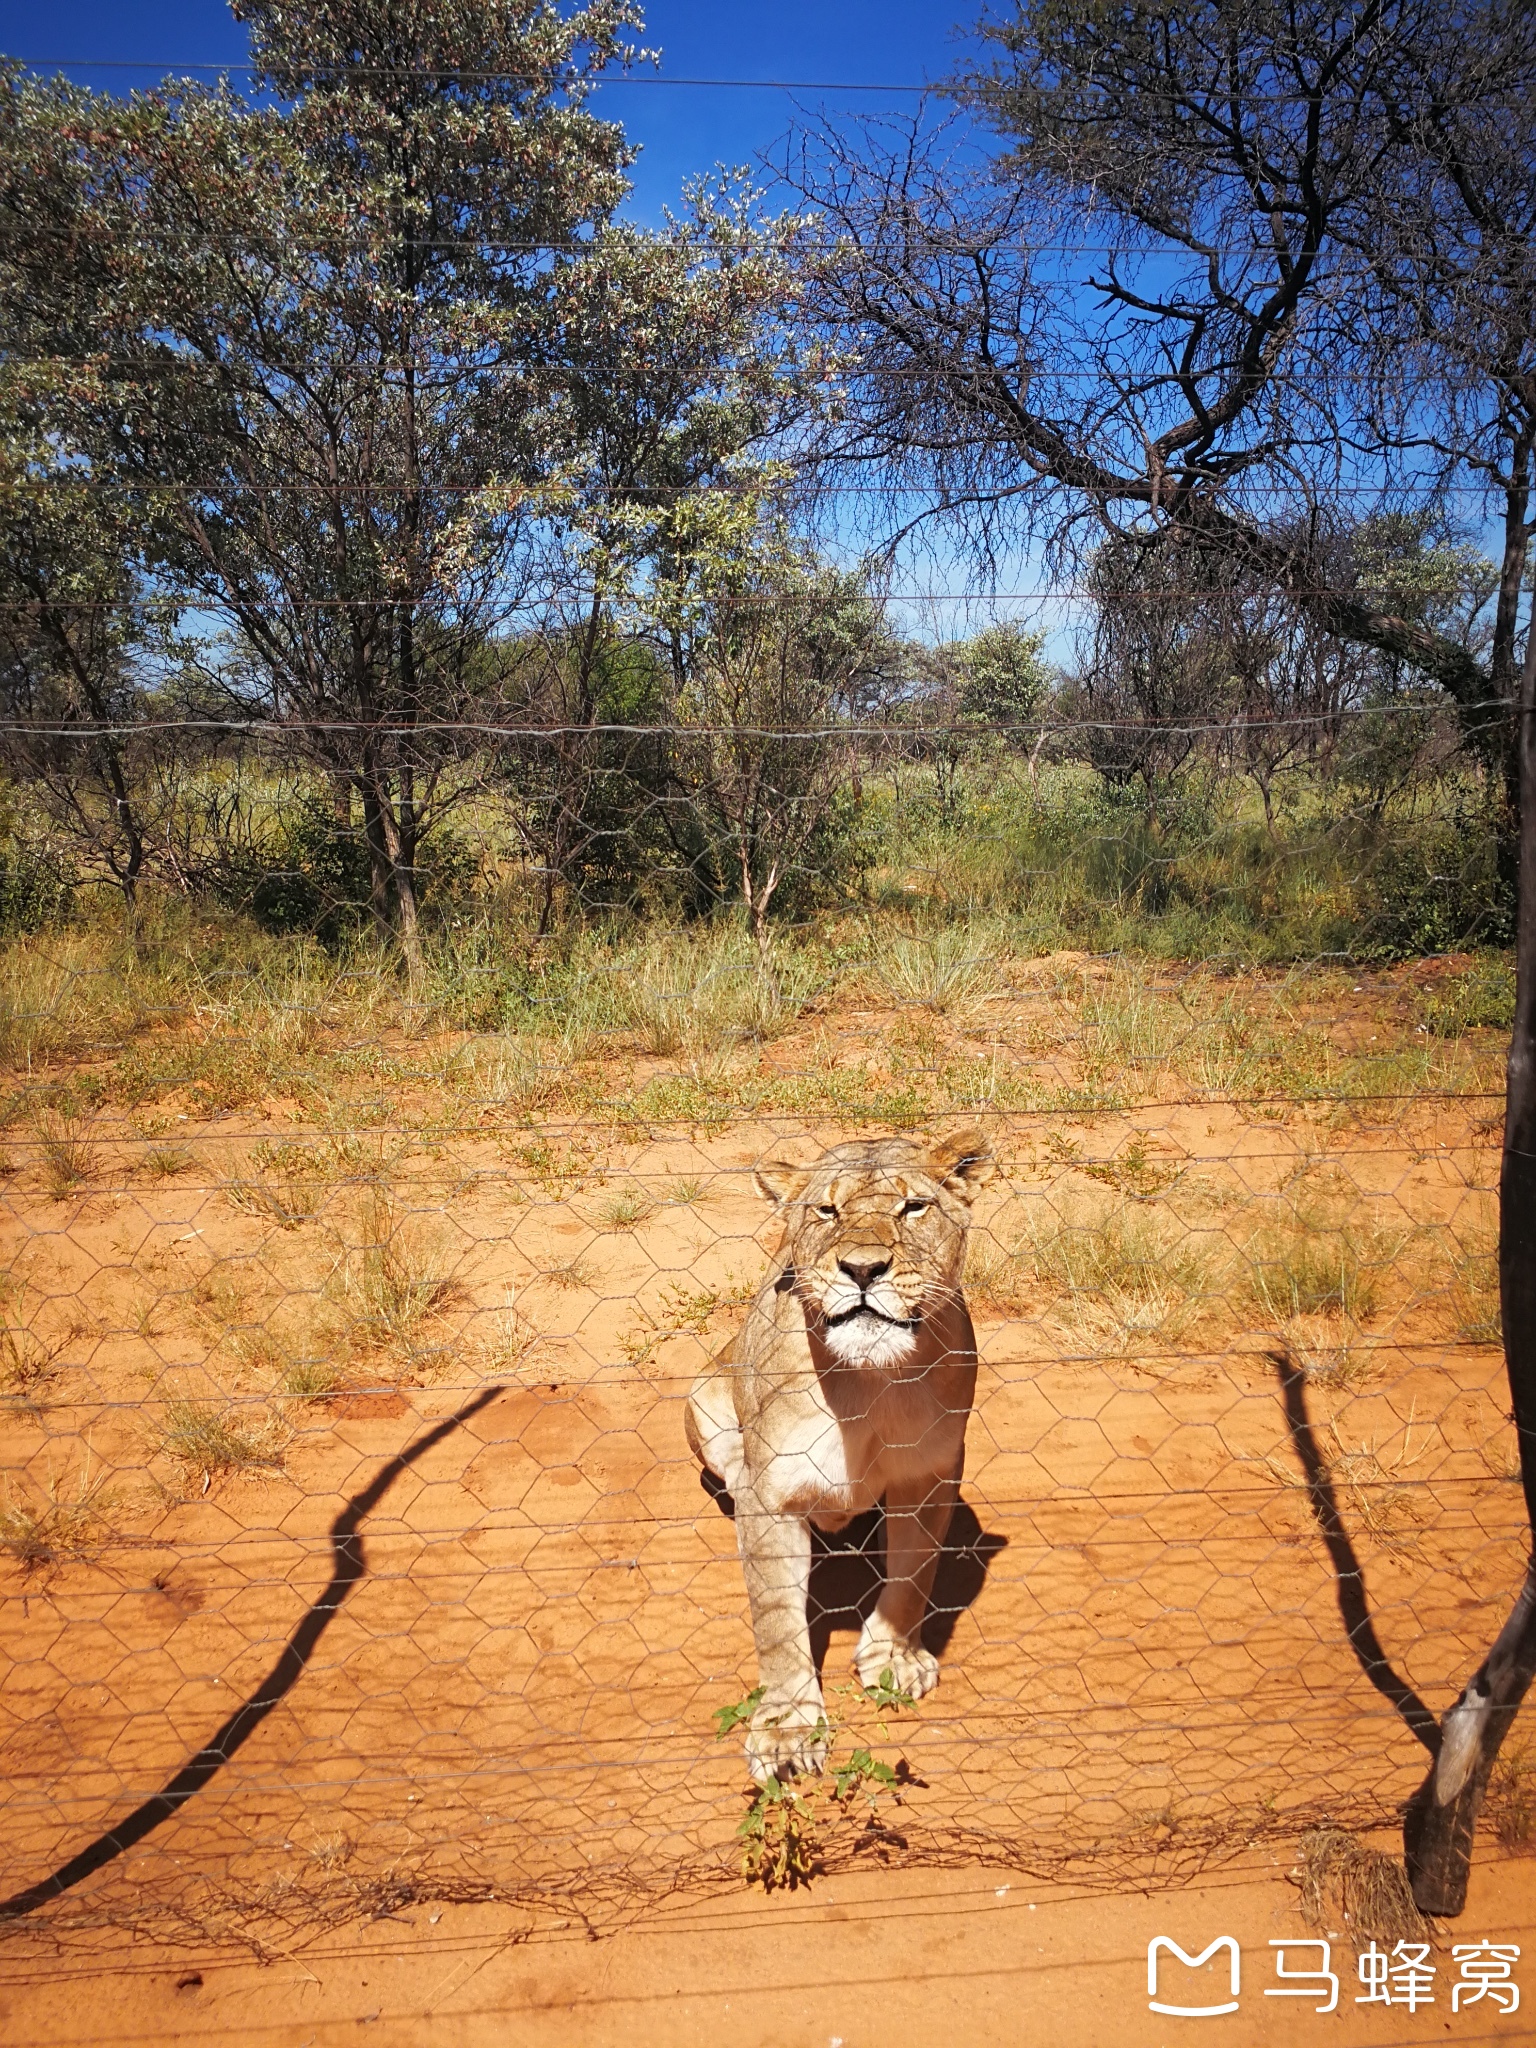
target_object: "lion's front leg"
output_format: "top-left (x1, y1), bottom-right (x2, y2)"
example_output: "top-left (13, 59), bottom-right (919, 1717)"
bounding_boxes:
top-left (854, 1468), bottom-right (959, 1700)
top-left (735, 1493), bottom-right (826, 1783)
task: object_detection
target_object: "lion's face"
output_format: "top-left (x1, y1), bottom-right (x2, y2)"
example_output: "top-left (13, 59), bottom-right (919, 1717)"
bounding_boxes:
top-left (755, 1129), bottom-right (995, 1368)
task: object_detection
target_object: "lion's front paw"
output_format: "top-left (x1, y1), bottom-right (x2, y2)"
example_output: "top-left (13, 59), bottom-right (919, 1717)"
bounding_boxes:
top-left (854, 1632), bottom-right (940, 1701)
top-left (745, 1696), bottom-right (828, 1784)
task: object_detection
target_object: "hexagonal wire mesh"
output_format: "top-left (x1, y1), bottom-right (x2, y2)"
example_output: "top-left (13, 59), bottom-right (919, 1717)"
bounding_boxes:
top-left (0, 885), bottom-right (1525, 1958)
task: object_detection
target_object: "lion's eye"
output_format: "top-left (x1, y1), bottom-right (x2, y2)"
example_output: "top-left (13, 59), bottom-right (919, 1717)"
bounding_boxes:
top-left (815, 1204), bottom-right (838, 1221)
top-left (901, 1200), bottom-right (929, 1219)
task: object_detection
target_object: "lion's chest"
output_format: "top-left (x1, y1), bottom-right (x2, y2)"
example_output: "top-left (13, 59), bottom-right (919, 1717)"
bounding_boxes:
top-left (747, 1374), bottom-right (963, 1522)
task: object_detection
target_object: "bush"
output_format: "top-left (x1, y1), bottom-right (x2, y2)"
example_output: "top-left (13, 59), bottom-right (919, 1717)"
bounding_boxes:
top-left (0, 845), bottom-right (75, 934)
top-left (1420, 954), bottom-right (1516, 1036)
top-left (220, 800), bottom-right (479, 948)
top-left (1354, 802), bottom-right (1513, 959)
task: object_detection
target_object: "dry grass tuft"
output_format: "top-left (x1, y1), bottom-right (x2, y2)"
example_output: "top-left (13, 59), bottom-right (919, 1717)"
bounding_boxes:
top-left (1295, 1826), bottom-right (1430, 1945)
top-left (0, 1288), bottom-right (65, 1396)
top-left (1282, 1317), bottom-right (1378, 1391)
top-left (140, 1144), bottom-right (193, 1179)
top-left (280, 1357), bottom-right (344, 1405)
top-left (1440, 1227), bottom-right (1501, 1344)
top-left (1247, 1221), bottom-right (1400, 1323)
top-left (329, 1189), bottom-right (464, 1355)
top-left (0, 1463), bottom-right (117, 1572)
top-left (156, 1397), bottom-right (288, 1492)
top-left (33, 1110), bottom-right (99, 1201)
top-left (1268, 1405), bottom-right (1427, 1555)
top-left (965, 1229), bottom-right (1034, 1313)
top-left (540, 1256), bottom-right (592, 1291)
top-left (223, 1155), bottom-right (324, 1229)
top-left (1021, 1200), bottom-right (1216, 1350)
top-left (1488, 1746), bottom-right (1535, 1850)
top-left (877, 926), bottom-right (1002, 1013)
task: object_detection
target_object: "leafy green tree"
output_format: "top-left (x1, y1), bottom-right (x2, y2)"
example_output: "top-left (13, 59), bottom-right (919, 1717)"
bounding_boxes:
top-left (499, 182), bottom-right (817, 926)
top-left (2, 1), bottom-right (639, 976)
top-left (655, 540), bottom-right (889, 956)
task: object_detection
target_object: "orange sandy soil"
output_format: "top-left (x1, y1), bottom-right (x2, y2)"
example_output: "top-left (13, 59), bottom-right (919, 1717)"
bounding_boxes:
top-left (0, 1857), bottom-right (1532, 2047)
top-left (0, 956), bottom-right (1529, 1984)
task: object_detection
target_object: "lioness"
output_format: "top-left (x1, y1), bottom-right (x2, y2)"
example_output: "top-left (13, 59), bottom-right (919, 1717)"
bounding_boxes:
top-left (686, 1128), bottom-right (994, 1783)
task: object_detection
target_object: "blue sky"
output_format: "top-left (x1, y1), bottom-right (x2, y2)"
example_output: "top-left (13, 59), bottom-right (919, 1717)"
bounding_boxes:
top-left (0, 0), bottom-right (977, 222)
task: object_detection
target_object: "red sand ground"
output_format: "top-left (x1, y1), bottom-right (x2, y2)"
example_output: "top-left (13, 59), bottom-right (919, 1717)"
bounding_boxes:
top-left (1, 1858), bottom-right (1532, 2047)
top-left (0, 965), bottom-right (1529, 2035)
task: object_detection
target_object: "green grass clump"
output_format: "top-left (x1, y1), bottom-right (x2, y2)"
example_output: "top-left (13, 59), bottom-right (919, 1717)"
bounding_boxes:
top-left (1021, 1201), bottom-right (1217, 1347)
top-left (330, 1189), bottom-right (463, 1353)
top-left (1420, 955), bottom-right (1516, 1037)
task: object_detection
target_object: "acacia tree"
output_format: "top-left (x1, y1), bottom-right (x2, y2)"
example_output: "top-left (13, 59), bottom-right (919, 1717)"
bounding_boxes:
top-left (654, 540), bottom-right (890, 958)
top-left (796, 1), bottom-right (1532, 734)
top-left (0, 440), bottom-right (166, 911)
top-left (2, 0), bottom-right (640, 975)
top-left (792, 0), bottom-right (1536, 1914)
top-left (499, 183), bottom-right (819, 926)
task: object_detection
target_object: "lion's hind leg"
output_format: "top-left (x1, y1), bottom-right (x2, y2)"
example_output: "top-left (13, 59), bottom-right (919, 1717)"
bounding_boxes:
top-left (685, 1367), bottom-right (745, 1500)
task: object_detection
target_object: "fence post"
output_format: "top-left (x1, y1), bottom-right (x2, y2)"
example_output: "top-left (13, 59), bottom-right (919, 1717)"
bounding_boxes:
top-left (1406, 620), bottom-right (1536, 1913)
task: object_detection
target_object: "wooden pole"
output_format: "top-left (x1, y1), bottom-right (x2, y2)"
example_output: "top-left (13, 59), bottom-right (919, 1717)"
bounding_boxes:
top-left (1406, 610), bottom-right (1536, 1914)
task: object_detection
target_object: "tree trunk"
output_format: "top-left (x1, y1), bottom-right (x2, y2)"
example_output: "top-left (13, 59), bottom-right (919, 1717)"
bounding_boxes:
top-left (1490, 457), bottom-right (1531, 910)
top-left (369, 775), bottom-right (424, 989)
top-left (357, 778), bottom-right (396, 944)
top-left (1406, 605), bottom-right (1536, 1914)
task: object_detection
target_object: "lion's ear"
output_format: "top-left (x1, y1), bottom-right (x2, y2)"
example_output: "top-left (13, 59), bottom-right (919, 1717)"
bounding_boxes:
top-left (928, 1126), bottom-right (995, 1204)
top-left (753, 1154), bottom-right (809, 1209)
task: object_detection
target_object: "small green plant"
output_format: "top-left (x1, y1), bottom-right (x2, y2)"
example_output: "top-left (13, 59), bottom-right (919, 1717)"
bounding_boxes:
top-left (714, 1679), bottom-right (912, 1891)
top-left (829, 1748), bottom-right (901, 1809)
top-left (736, 1775), bottom-right (818, 1889)
top-left (665, 1177), bottom-right (705, 1205)
top-left (859, 1668), bottom-right (919, 1716)
top-left (156, 1397), bottom-right (288, 1492)
top-left (712, 1685), bottom-right (766, 1739)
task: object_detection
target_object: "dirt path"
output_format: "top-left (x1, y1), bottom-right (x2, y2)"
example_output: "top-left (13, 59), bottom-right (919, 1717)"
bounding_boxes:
top-left (1, 1856), bottom-right (1532, 2047)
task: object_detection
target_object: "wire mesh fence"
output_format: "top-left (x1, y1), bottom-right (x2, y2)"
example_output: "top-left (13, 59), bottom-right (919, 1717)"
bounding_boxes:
top-left (0, 888), bottom-right (1526, 1958)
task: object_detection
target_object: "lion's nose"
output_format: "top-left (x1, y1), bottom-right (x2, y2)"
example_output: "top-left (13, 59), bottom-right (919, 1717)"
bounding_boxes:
top-left (837, 1253), bottom-right (891, 1291)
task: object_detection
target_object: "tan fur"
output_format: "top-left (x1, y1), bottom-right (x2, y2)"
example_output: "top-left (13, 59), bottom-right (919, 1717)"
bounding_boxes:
top-left (686, 1127), bottom-right (995, 1783)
